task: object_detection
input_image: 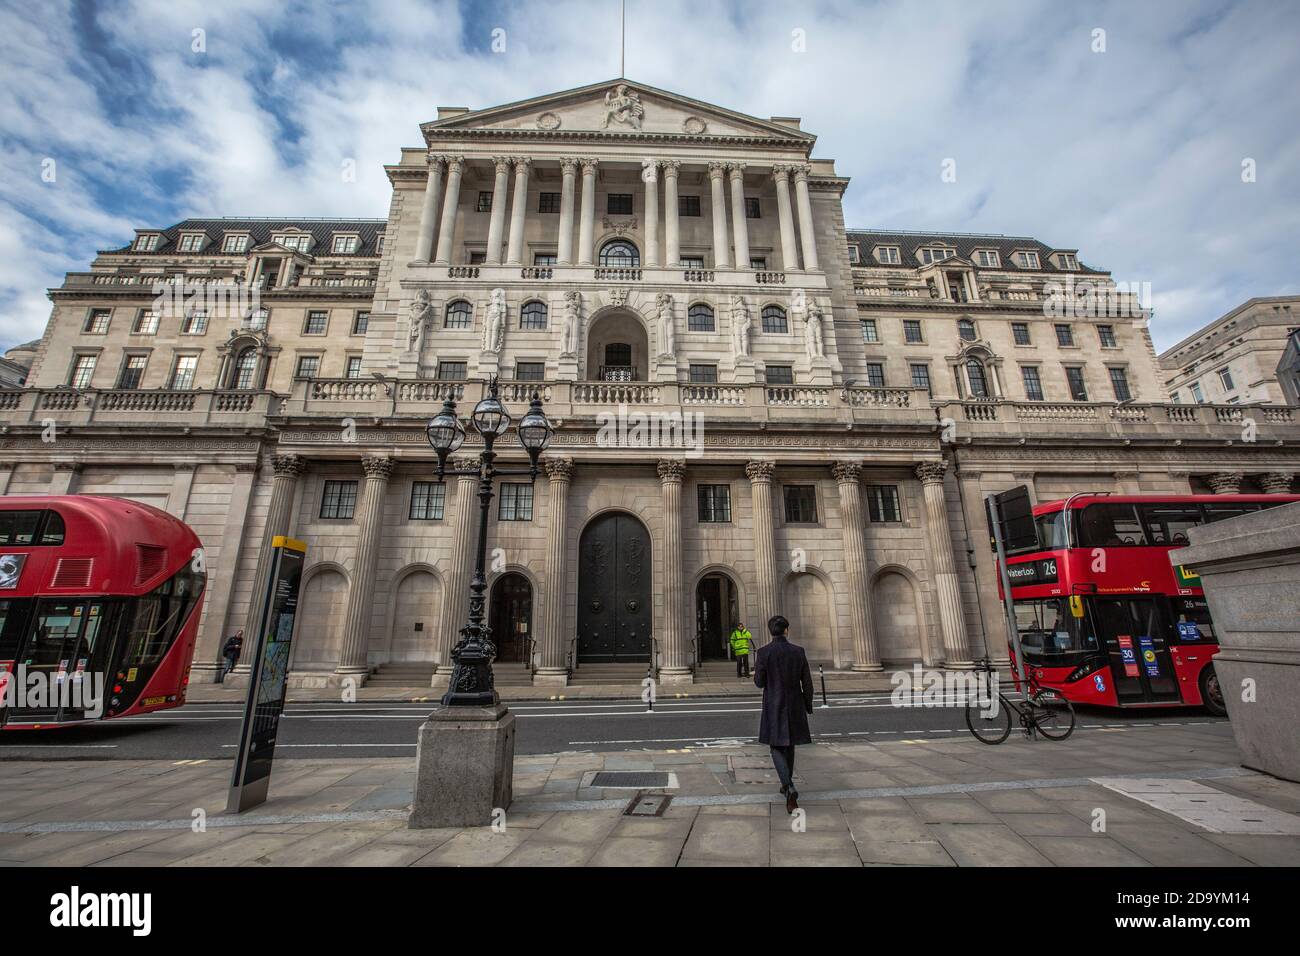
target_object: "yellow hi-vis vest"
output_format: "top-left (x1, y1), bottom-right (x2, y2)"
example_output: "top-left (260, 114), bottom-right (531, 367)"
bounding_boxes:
top-left (729, 628), bottom-right (752, 654)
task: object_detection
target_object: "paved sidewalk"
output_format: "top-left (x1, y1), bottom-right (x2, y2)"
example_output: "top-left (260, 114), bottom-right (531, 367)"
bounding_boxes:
top-left (1, 720), bottom-right (1297, 866)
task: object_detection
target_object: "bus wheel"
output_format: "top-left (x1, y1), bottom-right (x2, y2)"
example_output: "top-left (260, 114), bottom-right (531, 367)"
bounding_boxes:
top-left (1200, 665), bottom-right (1227, 718)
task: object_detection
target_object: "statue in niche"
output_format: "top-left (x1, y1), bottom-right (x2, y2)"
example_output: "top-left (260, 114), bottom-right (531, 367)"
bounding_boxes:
top-left (408, 289), bottom-right (433, 353)
top-left (656, 292), bottom-right (675, 357)
top-left (731, 294), bottom-right (751, 357)
top-left (483, 288), bottom-right (506, 353)
top-left (561, 290), bottom-right (582, 357)
top-left (602, 83), bottom-right (644, 130)
top-left (804, 301), bottom-right (826, 360)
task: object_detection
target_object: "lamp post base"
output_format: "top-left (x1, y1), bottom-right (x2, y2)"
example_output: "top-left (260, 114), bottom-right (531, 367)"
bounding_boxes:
top-left (409, 703), bottom-right (515, 829)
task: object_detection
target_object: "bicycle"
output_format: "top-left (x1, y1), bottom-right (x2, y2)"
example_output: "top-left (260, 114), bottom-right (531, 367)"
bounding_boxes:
top-left (964, 656), bottom-right (1076, 744)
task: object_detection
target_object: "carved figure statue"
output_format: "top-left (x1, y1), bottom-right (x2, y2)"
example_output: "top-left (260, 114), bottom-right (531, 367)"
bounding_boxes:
top-left (483, 288), bottom-right (506, 353)
top-left (602, 84), bottom-right (644, 130)
top-left (804, 302), bottom-right (825, 360)
top-left (731, 294), bottom-right (751, 357)
top-left (656, 292), bottom-right (675, 357)
top-left (408, 289), bottom-right (432, 353)
top-left (561, 290), bottom-right (582, 356)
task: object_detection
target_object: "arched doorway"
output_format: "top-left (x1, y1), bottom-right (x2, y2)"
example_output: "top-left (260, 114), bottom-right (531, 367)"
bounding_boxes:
top-left (782, 572), bottom-right (834, 663)
top-left (586, 311), bottom-right (649, 381)
top-left (489, 572), bottom-right (533, 663)
top-left (577, 512), bottom-right (652, 662)
top-left (695, 572), bottom-right (739, 661)
top-left (390, 569), bottom-right (442, 662)
top-left (292, 567), bottom-right (349, 669)
top-left (872, 570), bottom-right (923, 663)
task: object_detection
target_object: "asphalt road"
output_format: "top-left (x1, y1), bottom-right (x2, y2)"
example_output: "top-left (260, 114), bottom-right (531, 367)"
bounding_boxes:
top-left (0, 693), bottom-right (1227, 760)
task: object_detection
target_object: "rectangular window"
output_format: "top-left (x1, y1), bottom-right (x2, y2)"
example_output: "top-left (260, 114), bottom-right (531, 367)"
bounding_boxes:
top-left (69, 355), bottom-right (97, 389)
top-left (515, 362), bottom-right (545, 381)
top-left (976, 250), bottom-right (1000, 268)
top-left (538, 192), bottom-right (560, 214)
top-left (1057, 253), bottom-right (1078, 270)
top-left (749, 257), bottom-right (767, 270)
top-left (170, 355), bottom-right (198, 390)
top-left (134, 234), bottom-right (160, 251)
top-left (320, 480), bottom-right (358, 519)
top-left (84, 309), bottom-right (111, 334)
top-left (745, 198), bottom-right (761, 219)
top-left (117, 355), bottom-right (148, 389)
top-left (861, 319), bottom-right (879, 342)
top-left (409, 481), bottom-right (446, 520)
top-left (345, 356), bottom-right (363, 379)
top-left (132, 310), bottom-right (160, 335)
top-left (920, 247), bottom-right (956, 264)
top-left (1217, 367), bottom-right (1235, 391)
top-left (468, 251), bottom-right (487, 265)
top-left (865, 363), bottom-right (886, 387)
top-left (222, 234), bottom-right (250, 253)
top-left (304, 311), bottom-right (328, 334)
top-left (607, 194), bottom-right (633, 215)
top-left (274, 235), bottom-right (309, 252)
top-left (910, 364), bottom-right (931, 393)
top-left (182, 311), bottom-right (208, 335)
top-left (877, 246), bottom-right (900, 265)
top-left (680, 255), bottom-right (705, 268)
top-left (498, 483), bottom-right (533, 521)
top-left (332, 235), bottom-right (359, 254)
top-left (178, 234), bottom-right (204, 252)
top-left (1021, 366), bottom-right (1044, 401)
top-left (765, 365), bottom-right (794, 385)
top-left (903, 319), bottom-right (923, 343)
top-left (688, 364), bottom-right (718, 384)
top-left (352, 311), bottom-right (370, 335)
top-left (783, 485), bottom-right (818, 524)
top-left (867, 485), bottom-right (901, 523)
top-left (1012, 321), bottom-right (1031, 345)
top-left (679, 195), bottom-right (701, 217)
top-left (1108, 366), bottom-right (1132, 402)
top-left (1055, 323), bottom-right (1074, 347)
top-left (697, 484), bottom-right (732, 523)
top-left (437, 361), bottom-right (467, 380)
top-left (1065, 366), bottom-right (1088, 401)
top-left (533, 253), bottom-right (557, 267)
top-left (476, 191), bottom-right (493, 212)
top-left (1015, 251), bottom-right (1041, 269)
top-left (848, 245), bottom-right (860, 264)
top-left (1190, 381), bottom-right (1204, 403)
top-left (295, 355), bottom-right (321, 379)
top-left (1098, 324), bottom-right (1117, 348)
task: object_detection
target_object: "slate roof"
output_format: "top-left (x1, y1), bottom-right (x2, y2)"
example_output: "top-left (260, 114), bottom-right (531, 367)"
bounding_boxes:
top-left (847, 229), bottom-right (1105, 274)
top-left (102, 218), bottom-right (387, 257)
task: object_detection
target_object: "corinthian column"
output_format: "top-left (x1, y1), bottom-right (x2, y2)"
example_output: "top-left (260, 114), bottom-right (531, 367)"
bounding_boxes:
top-left (662, 160), bottom-right (681, 266)
top-left (916, 460), bottom-right (972, 668)
top-left (337, 457), bottom-right (393, 680)
top-left (577, 159), bottom-right (599, 266)
top-left (1206, 472), bottom-right (1244, 495)
top-left (746, 460), bottom-right (778, 643)
top-left (657, 459), bottom-right (690, 682)
top-left (485, 156), bottom-right (511, 265)
top-left (833, 462), bottom-right (879, 672)
top-left (433, 156), bottom-right (465, 265)
top-left (243, 454), bottom-right (305, 657)
top-left (505, 156), bottom-right (531, 266)
top-left (642, 159), bottom-right (660, 268)
top-left (438, 457), bottom-right (480, 677)
top-left (1259, 472), bottom-right (1294, 494)
top-left (728, 163), bottom-right (751, 269)
top-left (793, 164), bottom-right (819, 271)
top-left (413, 153), bottom-right (445, 262)
top-left (772, 165), bottom-right (799, 271)
top-left (557, 158), bottom-right (578, 265)
top-left (536, 457), bottom-right (574, 685)
top-left (708, 162), bottom-right (731, 269)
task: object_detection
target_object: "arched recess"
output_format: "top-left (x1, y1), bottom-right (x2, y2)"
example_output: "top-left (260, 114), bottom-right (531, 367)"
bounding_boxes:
top-left (781, 569), bottom-right (836, 663)
top-left (388, 565), bottom-right (443, 663)
top-left (585, 307), bottom-right (651, 381)
top-left (488, 570), bottom-right (534, 663)
top-left (692, 564), bottom-right (744, 661)
top-left (291, 563), bottom-right (350, 670)
top-left (576, 510), bottom-right (653, 663)
top-left (216, 329), bottom-right (276, 390)
top-left (871, 565), bottom-right (927, 665)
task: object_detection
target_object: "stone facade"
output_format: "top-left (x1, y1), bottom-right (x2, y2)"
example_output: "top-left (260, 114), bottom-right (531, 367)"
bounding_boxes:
top-left (3, 78), bottom-right (1300, 687)
top-left (1160, 296), bottom-right (1300, 405)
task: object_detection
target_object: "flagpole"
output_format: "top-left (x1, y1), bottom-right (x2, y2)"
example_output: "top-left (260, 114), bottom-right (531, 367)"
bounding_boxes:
top-left (620, 0), bottom-right (625, 77)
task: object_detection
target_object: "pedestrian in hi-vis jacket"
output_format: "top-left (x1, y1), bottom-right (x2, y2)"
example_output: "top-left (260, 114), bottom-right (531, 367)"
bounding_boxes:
top-left (753, 614), bottom-right (814, 814)
top-left (728, 622), bottom-right (753, 678)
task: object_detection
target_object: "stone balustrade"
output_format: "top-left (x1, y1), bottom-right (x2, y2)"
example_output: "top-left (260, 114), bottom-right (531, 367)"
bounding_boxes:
top-left (0, 387), bottom-right (280, 427)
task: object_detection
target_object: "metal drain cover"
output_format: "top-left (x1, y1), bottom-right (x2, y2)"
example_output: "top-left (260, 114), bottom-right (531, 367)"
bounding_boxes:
top-left (590, 771), bottom-right (672, 789)
top-left (625, 793), bottom-right (672, 816)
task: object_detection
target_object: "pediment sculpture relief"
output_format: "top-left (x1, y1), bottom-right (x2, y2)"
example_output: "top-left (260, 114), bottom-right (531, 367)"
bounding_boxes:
top-left (602, 84), bottom-right (644, 130)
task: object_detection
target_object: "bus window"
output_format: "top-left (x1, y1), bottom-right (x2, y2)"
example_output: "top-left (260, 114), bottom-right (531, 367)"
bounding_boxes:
top-left (0, 511), bottom-right (42, 546)
top-left (37, 511), bottom-right (66, 545)
top-left (0, 599), bottom-right (35, 661)
top-left (1139, 505), bottom-right (1202, 546)
top-left (1078, 504), bottom-right (1145, 547)
top-left (1034, 510), bottom-right (1067, 550)
top-left (1202, 503), bottom-right (1260, 523)
top-left (119, 563), bottom-right (205, 668)
top-left (1170, 597), bottom-right (1217, 643)
top-left (1015, 598), bottom-right (1099, 665)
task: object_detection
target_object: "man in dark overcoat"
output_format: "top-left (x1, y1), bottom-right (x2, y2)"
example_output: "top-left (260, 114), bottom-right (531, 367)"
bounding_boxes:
top-left (753, 614), bottom-right (814, 813)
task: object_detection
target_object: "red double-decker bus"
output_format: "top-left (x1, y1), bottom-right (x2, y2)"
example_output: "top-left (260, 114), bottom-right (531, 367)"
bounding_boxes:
top-left (0, 496), bottom-right (205, 728)
top-left (999, 493), bottom-right (1300, 715)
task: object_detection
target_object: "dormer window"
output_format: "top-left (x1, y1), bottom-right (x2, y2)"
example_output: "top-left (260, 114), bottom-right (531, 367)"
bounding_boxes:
top-left (376, 235), bottom-right (385, 255)
top-left (876, 246), bottom-right (900, 265)
top-left (848, 245), bottom-right (861, 264)
top-left (920, 247), bottom-right (956, 264)
top-left (178, 233), bottom-right (205, 253)
top-left (975, 250), bottom-right (1000, 268)
top-left (134, 234), bottom-right (160, 252)
top-left (332, 235), bottom-right (360, 254)
top-left (273, 234), bottom-right (311, 252)
top-left (1014, 251), bottom-right (1041, 269)
top-left (1057, 253), bottom-right (1078, 270)
top-left (223, 234), bottom-right (250, 254)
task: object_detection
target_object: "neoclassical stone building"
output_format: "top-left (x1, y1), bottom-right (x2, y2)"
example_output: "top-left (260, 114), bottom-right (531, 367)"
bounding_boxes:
top-left (4, 79), bottom-right (1299, 687)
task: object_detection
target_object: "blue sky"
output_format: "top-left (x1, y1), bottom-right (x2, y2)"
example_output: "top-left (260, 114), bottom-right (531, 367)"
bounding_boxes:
top-left (2, 0), bottom-right (1298, 353)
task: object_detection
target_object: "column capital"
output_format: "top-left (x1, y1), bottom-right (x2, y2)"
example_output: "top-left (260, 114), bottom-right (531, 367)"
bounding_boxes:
top-left (745, 459), bottom-right (775, 482)
top-left (559, 156), bottom-right (580, 174)
top-left (512, 156), bottom-right (532, 171)
top-left (791, 163), bottom-right (812, 182)
top-left (661, 158), bottom-right (681, 176)
top-left (707, 160), bottom-right (728, 180)
top-left (544, 456), bottom-right (575, 481)
top-left (361, 456), bottom-right (394, 480)
top-left (271, 454), bottom-right (306, 478)
top-left (426, 151), bottom-right (448, 169)
top-left (657, 458), bottom-right (686, 483)
top-left (1206, 471), bottom-right (1244, 494)
top-left (915, 459), bottom-right (949, 485)
top-left (771, 163), bottom-right (792, 182)
top-left (1258, 471), bottom-right (1294, 494)
top-left (727, 161), bottom-right (747, 179)
top-left (449, 455), bottom-right (480, 474)
top-left (641, 157), bottom-right (659, 181)
top-left (445, 155), bottom-right (465, 173)
top-left (491, 155), bottom-right (513, 173)
top-left (580, 158), bottom-right (600, 174)
top-left (831, 461), bottom-right (862, 484)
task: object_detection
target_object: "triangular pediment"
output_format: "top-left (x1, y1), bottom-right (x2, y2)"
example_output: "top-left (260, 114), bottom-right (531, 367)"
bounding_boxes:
top-left (423, 78), bottom-right (814, 143)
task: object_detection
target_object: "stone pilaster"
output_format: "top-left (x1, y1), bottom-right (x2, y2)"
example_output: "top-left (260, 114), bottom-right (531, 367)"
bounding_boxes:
top-left (577, 159), bottom-right (599, 266)
top-left (484, 156), bottom-right (511, 265)
top-left (433, 156), bottom-right (464, 265)
top-left (242, 455), bottom-right (305, 667)
top-left (642, 159), bottom-right (660, 269)
top-left (746, 460), bottom-right (778, 643)
top-left (792, 164), bottom-right (819, 271)
top-left (1207, 472), bottom-right (1245, 495)
top-left (505, 156), bottom-right (531, 266)
top-left (1258, 472), bottom-right (1294, 494)
top-left (657, 458), bottom-right (690, 681)
top-left (437, 456), bottom-right (481, 680)
top-left (50, 462), bottom-right (82, 496)
top-left (772, 164), bottom-right (799, 272)
top-left (413, 152), bottom-right (445, 262)
top-left (832, 461), bottom-right (879, 671)
top-left (336, 457), bottom-right (393, 680)
top-left (536, 456), bottom-right (574, 685)
top-left (708, 161), bottom-right (731, 269)
top-left (192, 461), bottom-right (260, 683)
top-left (728, 163), bottom-right (750, 269)
top-left (916, 460), bottom-right (973, 669)
top-left (662, 160), bottom-right (680, 266)
top-left (557, 157), bottom-right (578, 265)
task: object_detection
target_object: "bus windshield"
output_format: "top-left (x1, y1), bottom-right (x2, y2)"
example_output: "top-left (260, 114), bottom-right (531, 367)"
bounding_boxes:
top-left (1015, 598), bottom-right (1099, 665)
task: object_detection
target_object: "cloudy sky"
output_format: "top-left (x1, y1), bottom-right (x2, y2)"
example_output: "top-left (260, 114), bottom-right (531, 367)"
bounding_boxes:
top-left (2, 0), bottom-right (1297, 353)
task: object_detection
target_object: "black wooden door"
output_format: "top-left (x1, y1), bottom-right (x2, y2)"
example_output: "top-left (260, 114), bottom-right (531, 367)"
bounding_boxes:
top-left (577, 513), bottom-right (651, 662)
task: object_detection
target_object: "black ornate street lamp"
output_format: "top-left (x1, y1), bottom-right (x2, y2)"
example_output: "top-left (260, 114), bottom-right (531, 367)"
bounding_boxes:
top-left (425, 376), bottom-right (553, 706)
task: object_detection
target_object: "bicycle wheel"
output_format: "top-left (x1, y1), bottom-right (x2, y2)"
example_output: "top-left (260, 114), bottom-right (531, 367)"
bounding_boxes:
top-left (1030, 690), bottom-right (1076, 741)
top-left (965, 697), bottom-right (1011, 744)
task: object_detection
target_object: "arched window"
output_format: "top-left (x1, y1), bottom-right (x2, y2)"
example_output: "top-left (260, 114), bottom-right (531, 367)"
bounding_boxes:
top-left (599, 239), bottom-right (639, 268)
top-left (520, 300), bottom-right (548, 330)
top-left (958, 318), bottom-right (977, 341)
top-left (688, 303), bottom-right (715, 332)
top-left (966, 358), bottom-right (989, 398)
top-left (761, 305), bottom-right (788, 334)
top-left (232, 348), bottom-right (259, 390)
top-left (445, 300), bottom-right (472, 329)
